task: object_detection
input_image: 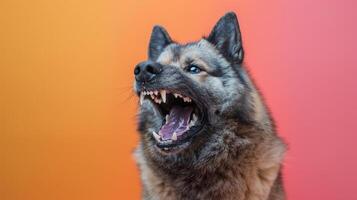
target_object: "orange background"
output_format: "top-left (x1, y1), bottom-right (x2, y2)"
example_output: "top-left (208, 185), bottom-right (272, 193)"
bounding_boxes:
top-left (1, 0), bottom-right (357, 199)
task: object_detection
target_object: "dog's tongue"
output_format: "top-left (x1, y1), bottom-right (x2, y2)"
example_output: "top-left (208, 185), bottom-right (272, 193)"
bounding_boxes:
top-left (159, 105), bottom-right (193, 140)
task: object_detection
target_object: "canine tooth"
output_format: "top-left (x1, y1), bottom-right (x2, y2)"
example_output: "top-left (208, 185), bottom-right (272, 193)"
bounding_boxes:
top-left (150, 94), bottom-right (155, 99)
top-left (158, 99), bottom-right (162, 104)
top-left (160, 90), bottom-right (166, 103)
top-left (192, 114), bottom-right (197, 122)
top-left (152, 131), bottom-right (161, 141)
top-left (189, 114), bottom-right (197, 127)
top-left (171, 132), bottom-right (177, 141)
top-left (154, 90), bottom-right (158, 95)
top-left (140, 93), bottom-right (145, 105)
top-left (165, 115), bottom-right (169, 123)
top-left (174, 93), bottom-right (178, 98)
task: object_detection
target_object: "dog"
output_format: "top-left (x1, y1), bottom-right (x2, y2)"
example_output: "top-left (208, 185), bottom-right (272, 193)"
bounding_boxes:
top-left (133, 12), bottom-right (286, 200)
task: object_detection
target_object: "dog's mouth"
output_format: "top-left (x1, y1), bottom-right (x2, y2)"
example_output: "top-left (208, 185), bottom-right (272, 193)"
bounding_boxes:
top-left (140, 89), bottom-right (205, 152)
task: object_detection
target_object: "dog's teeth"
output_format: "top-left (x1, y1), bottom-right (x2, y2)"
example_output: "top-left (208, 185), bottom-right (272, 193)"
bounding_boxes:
top-left (150, 94), bottom-right (155, 99)
top-left (174, 93), bottom-right (178, 98)
top-left (160, 90), bottom-right (166, 103)
top-left (140, 93), bottom-right (145, 105)
top-left (158, 99), bottom-right (162, 104)
top-left (171, 132), bottom-right (177, 141)
top-left (165, 115), bottom-right (169, 123)
top-left (154, 90), bottom-right (158, 95)
top-left (192, 114), bottom-right (197, 122)
top-left (189, 114), bottom-right (197, 127)
top-left (152, 131), bottom-right (161, 141)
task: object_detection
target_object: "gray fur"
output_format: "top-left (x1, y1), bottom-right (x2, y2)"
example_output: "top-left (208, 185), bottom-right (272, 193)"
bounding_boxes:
top-left (133, 12), bottom-right (286, 200)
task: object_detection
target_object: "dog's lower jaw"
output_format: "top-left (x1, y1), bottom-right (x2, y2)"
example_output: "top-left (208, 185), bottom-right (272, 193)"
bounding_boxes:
top-left (134, 127), bottom-right (286, 200)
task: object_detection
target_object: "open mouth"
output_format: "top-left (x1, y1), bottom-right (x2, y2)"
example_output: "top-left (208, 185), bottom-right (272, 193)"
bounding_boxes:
top-left (140, 89), bottom-right (204, 151)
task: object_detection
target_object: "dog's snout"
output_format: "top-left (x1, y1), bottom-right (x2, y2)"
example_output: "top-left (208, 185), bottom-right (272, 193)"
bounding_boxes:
top-left (134, 61), bottom-right (162, 82)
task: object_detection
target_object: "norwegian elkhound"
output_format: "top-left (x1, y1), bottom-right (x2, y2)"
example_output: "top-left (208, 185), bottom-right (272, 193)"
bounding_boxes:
top-left (133, 12), bottom-right (286, 200)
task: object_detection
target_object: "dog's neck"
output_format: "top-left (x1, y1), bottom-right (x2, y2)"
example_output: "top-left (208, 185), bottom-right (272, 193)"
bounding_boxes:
top-left (135, 124), bottom-right (285, 200)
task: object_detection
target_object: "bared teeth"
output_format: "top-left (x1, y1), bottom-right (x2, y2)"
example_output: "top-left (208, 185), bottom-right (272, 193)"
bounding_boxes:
top-left (160, 90), bottom-right (166, 103)
top-left (154, 98), bottom-right (162, 104)
top-left (142, 89), bottom-right (194, 105)
top-left (165, 115), bottom-right (169, 123)
top-left (183, 97), bottom-right (191, 102)
top-left (192, 114), bottom-right (197, 122)
top-left (189, 114), bottom-right (197, 127)
top-left (152, 131), bottom-right (161, 141)
top-left (171, 132), bottom-right (177, 141)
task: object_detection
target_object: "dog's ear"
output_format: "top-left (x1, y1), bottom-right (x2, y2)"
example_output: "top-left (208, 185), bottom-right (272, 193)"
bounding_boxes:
top-left (148, 25), bottom-right (172, 61)
top-left (207, 12), bottom-right (244, 64)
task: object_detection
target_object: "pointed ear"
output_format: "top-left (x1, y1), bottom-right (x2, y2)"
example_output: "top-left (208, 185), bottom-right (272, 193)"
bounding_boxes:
top-left (148, 25), bottom-right (172, 61)
top-left (207, 12), bottom-right (244, 64)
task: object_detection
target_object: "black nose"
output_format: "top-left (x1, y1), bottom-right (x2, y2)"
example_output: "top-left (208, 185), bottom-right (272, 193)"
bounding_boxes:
top-left (134, 61), bottom-right (163, 82)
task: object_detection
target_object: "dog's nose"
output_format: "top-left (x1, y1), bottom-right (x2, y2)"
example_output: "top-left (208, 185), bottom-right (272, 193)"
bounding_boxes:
top-left (134, 61), bottom-right (163, 82)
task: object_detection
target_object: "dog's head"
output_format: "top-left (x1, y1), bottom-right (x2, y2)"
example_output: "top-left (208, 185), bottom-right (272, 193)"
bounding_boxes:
top-left (134, 12), bottom-right (254, 168)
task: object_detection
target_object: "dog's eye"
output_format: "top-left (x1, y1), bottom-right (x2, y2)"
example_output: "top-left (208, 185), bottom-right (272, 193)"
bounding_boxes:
top-left (185, 64), bottom-right (202, 74)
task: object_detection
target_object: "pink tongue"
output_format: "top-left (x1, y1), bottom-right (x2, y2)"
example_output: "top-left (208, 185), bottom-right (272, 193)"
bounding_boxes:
top-left (159, 105), bottom-right (193, 140)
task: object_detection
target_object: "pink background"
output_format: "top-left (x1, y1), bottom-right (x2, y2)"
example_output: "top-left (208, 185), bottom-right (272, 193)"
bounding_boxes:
top-left (277, 0), bottom-right (357, 199)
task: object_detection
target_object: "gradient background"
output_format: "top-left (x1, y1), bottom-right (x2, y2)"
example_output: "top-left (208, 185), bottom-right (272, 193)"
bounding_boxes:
top-left (1, 0), bottom-right (356, 199)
